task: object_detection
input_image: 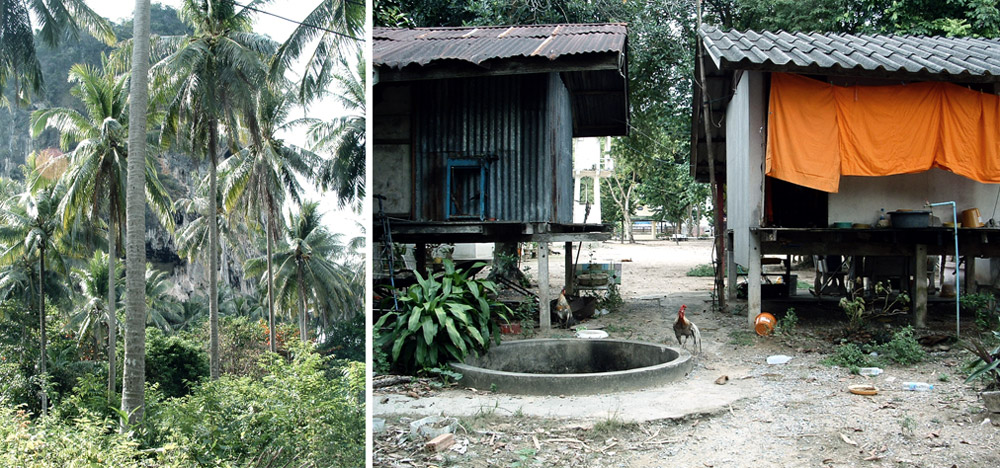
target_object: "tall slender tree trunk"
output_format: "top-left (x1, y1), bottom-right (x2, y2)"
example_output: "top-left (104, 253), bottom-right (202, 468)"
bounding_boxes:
top-left (107, 217), bottom-right (116, 403)
top-left (38, 249), bottom-right (47, 416)
top-left (297, 266), bottom-right (307, 342)
top-left (121, 0), bottom-right (150, 428)
top-left (208, 124), bottom-right (220, 379)
top-left (266, 216), bottom-right (276, 353)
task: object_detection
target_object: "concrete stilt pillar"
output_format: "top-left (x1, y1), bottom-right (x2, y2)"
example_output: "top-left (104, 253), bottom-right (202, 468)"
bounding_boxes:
top-left (538, 242), bottom-right (551, 330)
top-left (914, 244), bottom-right (927, 328)
top-left (747, 232), bottom-right (762, 327)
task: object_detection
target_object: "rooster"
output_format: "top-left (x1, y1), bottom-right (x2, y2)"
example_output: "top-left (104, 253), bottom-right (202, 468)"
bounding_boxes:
top-left (673, 304), bottom-right (702, 353)
top-left (555, 288), bottom-right (573, 328)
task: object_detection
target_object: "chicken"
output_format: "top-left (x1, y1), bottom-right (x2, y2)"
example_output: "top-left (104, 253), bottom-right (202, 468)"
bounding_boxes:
top-left (555, 288), bottom-right (572, 328)
top-left (673, 304), bottom-right (702, 353)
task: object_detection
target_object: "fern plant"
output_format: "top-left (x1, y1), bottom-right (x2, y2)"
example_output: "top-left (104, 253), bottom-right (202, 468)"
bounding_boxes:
top-left (374, 260), bottom-right (510, 371)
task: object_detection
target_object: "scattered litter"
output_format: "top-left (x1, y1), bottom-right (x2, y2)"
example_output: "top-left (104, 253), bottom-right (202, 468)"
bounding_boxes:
top-left (858, 367), bottom-right (883, 376)
top-left (576, 329), bottom-right (609, 339)
top-left (839, 433), bottom-right (858, 446)
top-left (767, 355), bottom-right (793, 364)
top-left (715, 375), bottom-right (729, 385)
top-left (373, 418), bottom-right (386, 433)
top-left (410, 416), bottom-right (458, 439)
top-left (425, 433), bottom-right (455, 452)
top-left (902, 382), bottom-right (934, 391)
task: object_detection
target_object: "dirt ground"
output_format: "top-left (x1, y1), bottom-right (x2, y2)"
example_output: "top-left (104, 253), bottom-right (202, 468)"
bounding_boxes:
top-left (373, 240), bottom-right (1000, 467)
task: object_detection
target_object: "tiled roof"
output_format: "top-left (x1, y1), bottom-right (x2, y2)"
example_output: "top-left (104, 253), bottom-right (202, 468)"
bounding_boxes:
top-left (374, 23), bottom-right (627, 69)
top-left (700, 25), bottom-right (1000, 80)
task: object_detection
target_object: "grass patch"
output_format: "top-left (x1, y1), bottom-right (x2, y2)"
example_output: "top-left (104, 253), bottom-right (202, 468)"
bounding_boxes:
top-left (727, 329), bottom-right (756, 346)
top-left (686, 264), bottom-right (715, 277)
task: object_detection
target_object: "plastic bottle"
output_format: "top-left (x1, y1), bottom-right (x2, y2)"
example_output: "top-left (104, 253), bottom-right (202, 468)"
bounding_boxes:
top-left (859, 367), bottom-right (883, 376)
top-left (902, 382), bottom-right (933, 391)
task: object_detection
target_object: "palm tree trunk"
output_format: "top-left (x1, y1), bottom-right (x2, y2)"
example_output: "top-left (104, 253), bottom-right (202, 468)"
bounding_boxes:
top-left (266, 216), bottom-right (276, 353)
top-left (38, 248), bottom-right (47, 416)
top-left (208, 123), bottom-right (220, 379)
top-left (107, 217), bottom-right (116, 403)
top-left (121, 0), bottom-right (150, 428)
top-left (297, 266), bottom-right (306, 342)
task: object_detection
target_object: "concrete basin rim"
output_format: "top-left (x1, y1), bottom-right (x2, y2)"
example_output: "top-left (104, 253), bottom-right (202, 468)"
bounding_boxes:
top-left (450, 338), bottom-right (693, 379)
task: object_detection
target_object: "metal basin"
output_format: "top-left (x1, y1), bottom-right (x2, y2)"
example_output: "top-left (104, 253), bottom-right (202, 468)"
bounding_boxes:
top-left (451, 339), bottom-right (693, 395)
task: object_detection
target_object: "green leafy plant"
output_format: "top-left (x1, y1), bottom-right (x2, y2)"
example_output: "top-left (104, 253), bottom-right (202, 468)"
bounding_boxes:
top-left (962, 292), bottom-right (1000, 331)
top-left (838, 281), bottom-right (909, 330)
top-left (145, 328), bottom-right (209, 399)
top-left (686, 264), bottom-right (715, 277)
top-left (597, 274), bottom-right (624, 313)
top-left (877, 326), bottom-right (925, 365)
top-left (374, 260), bottom-right (510, 371)
top-left (426, 366), bottom-right (463, 387)
top-left (822, 341), bottom-right (877, 373)
top-left (776, 307), bottom-right (798, 336)
top-left (961, 330), bottom-right (1000, 390)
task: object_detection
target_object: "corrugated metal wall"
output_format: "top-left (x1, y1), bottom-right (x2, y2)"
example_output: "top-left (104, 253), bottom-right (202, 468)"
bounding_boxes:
top-left (413, 73), bottom-right (572, 223)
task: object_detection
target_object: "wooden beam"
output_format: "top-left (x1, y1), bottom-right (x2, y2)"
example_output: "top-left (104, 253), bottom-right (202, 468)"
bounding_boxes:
top-left (727, 245), bottom-right (737, 303)
top-left (538, 242), bottom-right (551, 330)
top-left (914, 244), bottom-right (927, 328)
top-left (564, 242), bottom-right (575, 295)
top-left (376, 54), bottom-right (622, 83)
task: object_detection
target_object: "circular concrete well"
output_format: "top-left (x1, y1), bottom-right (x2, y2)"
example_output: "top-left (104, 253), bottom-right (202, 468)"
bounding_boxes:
top-left (451, 339), bottom-right (693, 395)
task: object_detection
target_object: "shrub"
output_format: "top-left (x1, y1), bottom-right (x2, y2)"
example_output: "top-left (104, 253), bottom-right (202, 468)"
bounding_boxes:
top-left (318, 313), bottom-right (365, 362)
top-left (146, 328), bottom-right (209, 399)
top-left (0, 362), bottom-right (33, 408)
top-left (962, 292), bottom-right (1000, 331)
top-left (822, 342), bottom-right (877, 373)
top-left (155, 343), bottom-right (364, 467)
top-left (776, 308), bottom-right (798, 336)
top-left (877, 326), bottom-right (925, 365)
top-left (375, 260), bottom-right (509, 372)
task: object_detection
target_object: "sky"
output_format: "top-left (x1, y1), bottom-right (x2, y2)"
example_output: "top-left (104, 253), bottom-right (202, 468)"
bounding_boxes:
top-left (83, 0), bottom-right (365, 242)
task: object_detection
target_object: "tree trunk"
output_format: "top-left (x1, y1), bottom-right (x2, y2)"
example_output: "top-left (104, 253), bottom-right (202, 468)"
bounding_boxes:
top-left (107, 216), bottom-right (116, 403)
top-left (121, 0), bottom-right (150, 428)
top-left (266, 216), bottom-right (276, 353)
top-left (38, 249), bottom-right (47, 416)
top-left (209, 123), bottom-right (220, 379)
top-left (297, 265), bottom-right (307, 342)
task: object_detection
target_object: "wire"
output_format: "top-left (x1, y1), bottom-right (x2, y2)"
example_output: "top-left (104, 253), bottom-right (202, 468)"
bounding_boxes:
top-left (233, 1), bottom-right (365, 42)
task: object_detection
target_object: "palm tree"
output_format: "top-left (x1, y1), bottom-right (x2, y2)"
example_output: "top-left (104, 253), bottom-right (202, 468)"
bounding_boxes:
top-left (144, 265), bottom-right (183, 332)
top-left (122, 0), bottom-right (152, 427)
top-left (309, 52), bottom-right (365, 211)
top-left (221, 83), bottom-right (315, 352)
top-left (156, 0), bottom-right (276, 379)
top-left (30, 58), bottom-right (174, 403)
top-left (247, 201), bottom-right (354, 341)
top-left (270, 0), bottom-right (365, 104)
top-left (0, 184), bottom-right (69, 415)
top-left (67, 251), bottom-right (119, 360)
top-left (0, 0), bottom-right (114, 106)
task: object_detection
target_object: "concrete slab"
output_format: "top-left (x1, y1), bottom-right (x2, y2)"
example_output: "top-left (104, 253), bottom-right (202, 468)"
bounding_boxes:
top-left (374, 365), bottom-right (751, 423)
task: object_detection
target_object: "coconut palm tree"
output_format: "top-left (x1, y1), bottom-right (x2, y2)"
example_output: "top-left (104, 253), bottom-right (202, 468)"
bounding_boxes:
top-left (0, 184), bottom-right (69, 415)
top-left (221, 82), bottom-right (315, 352)
top-left (30, 58), bottom-right (174, 402)
top-left (122, 0), bottom-right (152, 427)
top-left (67, 251), bottom-right (119, 360)
top-left (0, 0), bottom-right (114, 106)
top-left (309, 52), bottom-right (365, 211)
top-left (155, 0), bottom-right (276, 379)
top-left (246, 201), bottom-right (354, 341)
top-left (144, 265), bottom-right (182, 332)
top-left (270, 0), bottom-right (365, 104)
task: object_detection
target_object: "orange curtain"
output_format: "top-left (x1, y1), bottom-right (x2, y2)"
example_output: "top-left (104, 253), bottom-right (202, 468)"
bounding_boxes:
top-left (765, 73), bottom-right (1000, 192)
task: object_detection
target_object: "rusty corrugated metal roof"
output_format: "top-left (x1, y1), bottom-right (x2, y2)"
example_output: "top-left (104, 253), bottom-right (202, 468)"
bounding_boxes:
top-left (700, 25), bottom-right (1000, 80)
top-left (374, 23), bottom-right (627, 69)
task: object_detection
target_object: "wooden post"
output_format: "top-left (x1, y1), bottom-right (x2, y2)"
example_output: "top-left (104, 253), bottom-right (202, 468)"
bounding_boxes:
top-left (564, 242), bottom-right (575, 295)
top-left (414, 243), bottom-right (427, 278)
top-left (538, 242), bottom-right (551, 330)
top-left (914, 244), bottom-right (927, 328)
top-left (727, 246), bottom-right (736, 303)
top-left (747, 232), bottom-right (762, 327)
top-left (965, 255), bottom-right (977, 294)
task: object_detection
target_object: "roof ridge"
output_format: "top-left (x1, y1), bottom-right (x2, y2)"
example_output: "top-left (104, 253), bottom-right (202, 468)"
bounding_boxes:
top-left (375, 22), bottom-right (627, 32)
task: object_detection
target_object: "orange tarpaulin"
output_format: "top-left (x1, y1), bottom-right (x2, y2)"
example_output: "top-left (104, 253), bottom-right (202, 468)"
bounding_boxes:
top-left (765, 73), bottom-right (1000, 192)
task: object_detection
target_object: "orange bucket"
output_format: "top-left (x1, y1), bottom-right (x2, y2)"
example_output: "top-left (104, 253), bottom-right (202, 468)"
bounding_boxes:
top-left (755, 312), bottom-right (776, 336)
top-left (961, 208), bottom-right (984, 228)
